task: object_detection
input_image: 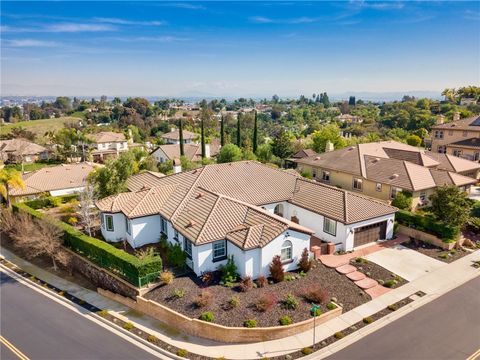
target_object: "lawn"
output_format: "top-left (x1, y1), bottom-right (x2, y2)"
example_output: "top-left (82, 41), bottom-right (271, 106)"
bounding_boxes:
top-left (0, 116), bottom-right (82, 136)
top-left (4, 160), bottom-right (63, 172)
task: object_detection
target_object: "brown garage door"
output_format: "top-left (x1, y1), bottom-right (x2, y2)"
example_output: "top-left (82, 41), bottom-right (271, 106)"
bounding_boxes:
top-left (353, 221), bottom-right (387, 247)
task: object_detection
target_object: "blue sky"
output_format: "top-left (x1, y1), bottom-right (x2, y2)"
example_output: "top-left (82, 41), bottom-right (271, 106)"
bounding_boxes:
top-left (1, 1), bottom-right (479, 97)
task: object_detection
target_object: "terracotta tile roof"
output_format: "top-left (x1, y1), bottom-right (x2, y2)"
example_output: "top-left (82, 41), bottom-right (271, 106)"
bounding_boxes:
top-left (294, 146), bottom-right (362, 176)
top-left (431, 115), bottom-right (480, 131)
top-left (127, 171), bottom-right (165, 192)
top-left (291, 149), bottom-right (318, 159)
top-left (160, 129), bottom-right (197, 141)
top-left (10, 162), bottom-right (98, 197)
top-left (152, 144), bottom-right (201, 161)
top-left (0, 139), bottom-right (47, 159)
top-left (87, 132), bottom-right (126, 143)
top-left (425, 151), bottom-right (480, 173)
top-left (448, 137), bottom-right (480, 149)
top-left (429, 169), bottom-right (477, 188)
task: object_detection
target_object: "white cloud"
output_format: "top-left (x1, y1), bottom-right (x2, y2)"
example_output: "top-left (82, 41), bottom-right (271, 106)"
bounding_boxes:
top-left (464, 10), bottom-right (480, 21)
top-left (110, 35), bottom-right (189, 43)
top-left (4, 39), bottom-right (59, 47)
top-left (250, 16), bottom-right (274, 24)
top-left (93, 17), bottom-right (165, 26)
top-left (1, 23), bottom-right (117, 33)
top-left (249, 16), bottom-right (319, 24)
top-left (349, 1), bottom-right (405, 11)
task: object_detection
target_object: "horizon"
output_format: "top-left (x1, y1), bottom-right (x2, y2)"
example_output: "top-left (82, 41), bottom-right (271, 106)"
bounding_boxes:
top-left (1, 1), bottom-right (479, 97)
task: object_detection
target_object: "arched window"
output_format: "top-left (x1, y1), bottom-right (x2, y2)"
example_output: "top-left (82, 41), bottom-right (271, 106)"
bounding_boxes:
top-left (274, 204), bottom-right (284, 217)
top-left (281, 240), bottom-right (292, 262)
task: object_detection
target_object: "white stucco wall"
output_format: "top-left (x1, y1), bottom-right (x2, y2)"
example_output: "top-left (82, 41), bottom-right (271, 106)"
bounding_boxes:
top-left (128, 215), bottom-right (161, 248)
top-left (50, 186), bottom-right (85, 197)
top-left (100, 212), bottom-right (127, 243)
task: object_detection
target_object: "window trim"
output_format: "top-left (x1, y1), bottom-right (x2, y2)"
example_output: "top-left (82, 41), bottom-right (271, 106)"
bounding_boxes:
top-left (353, 178), bottom-right (363, 191)
top-left (323, 217), bottom-right (337, 236)
top-left (390, 187), bottom-right (402, 199)
top-left (280, 240), bottom-right (293, 264)
top-left (212, 240), bottom-right (227, 262)
top-left (173, 229), bottom-right (179, 242)
top-left (322, 170), bottom-right (330, 183)
top-left (160, 217), bottom-right (168, 235)
top-left (126, 217), bottom-right (131, 235)
top-left (184, 238), bottom-right (192, 259)
top-left (105, 214), bottom-right (114, 232)
top-left (375, 183), bottom-right (382, 192)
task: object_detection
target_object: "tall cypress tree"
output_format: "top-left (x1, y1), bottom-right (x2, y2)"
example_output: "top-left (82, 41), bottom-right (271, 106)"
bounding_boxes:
top-left (252, 110), bottom-right (258, 153)
top-left (220, 114), bottom-right (225, 147)
top-left (201, 116), bottom-right (206, 159)
top-left (179, 118), bottom-right (185, 156)
top-left (236, 113), bottom-right (241, 148)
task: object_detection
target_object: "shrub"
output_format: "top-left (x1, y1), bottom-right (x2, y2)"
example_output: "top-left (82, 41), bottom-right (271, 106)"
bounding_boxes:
top-left (177, 349), bottom-right (188, 358)
top-left (284, 274), bottom-right (296, 281)
top-left (387, 304), bottom-right (398, 311)
top-left (439, 253), bottom-right (449, 260)
top-left (167, 243), bottom-right (187, 269)
top-left (383, 279), bottom-right (398, 288)
top-left (354, 257), bottom-right (368, 264)
top-left (363, 316), bottom-right (373, 324)
top-left (66, 216), bottom-right (78, 225)
top-left (159, 270), bottom-right (174, 285)
top-left (243, 319), bottom-right (257, 328)
top-left (60, 202), bottom-right (79, 214)
top-left (334, 331), bottom-right (345, 339)
top-left (298, 248), bottom-right (312, 272)
top-left (255, 293), bottom-right (277, 312)
top-left (302, 286), bottom-right (329, 304)
top-left (283, 294), bottom-right (299, 310)
top-left (199, 311), bottom-right (215, 322)
top-left (173, 288), bottom-right (186, 299)
top-left (200, 271), bottom-right (214, 285)
top-left (326, 302), bottom-right (337, 310)
top-left (450, 249), bottom-right (457, 255)
top-left (49, 197), bottom-right (63, 207)
top-left (229, 296), bottom-right (240, 308)
top-left (279, 316), bottom-right (292, 326)
top-left (269, 255), bottom-right (285, 283)
top-left (123, 322), bottom-right (134, 330)
top-left (391, 191), bottom-right (413, 211)
top-left (220, 256), bottom-right (238, 283)
top-left (194, 289), bottom-right (213, 308)
top-left (311, 308), bottom-right (322, 317)
top-left (97, 310), bottom-right (109, 317)
top-left (301, 347), bottom-right (313, 355)
top-left (256, 275), bottom-right (268, 288)
top-left (147, 335), bottom-right (157, 343)
top-left (238, 276), bottom-right (254, 292)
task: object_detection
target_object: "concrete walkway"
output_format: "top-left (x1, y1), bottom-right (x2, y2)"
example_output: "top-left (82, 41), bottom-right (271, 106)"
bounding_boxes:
top-left (1, 245), bottom-right (479, 360)
top-left (364, 244), bottom-right (446, 281)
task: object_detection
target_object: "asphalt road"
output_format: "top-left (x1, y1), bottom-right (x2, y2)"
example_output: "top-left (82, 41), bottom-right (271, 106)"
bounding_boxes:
top-left (327, 276), bottom-right (480, 360)
top-left (0, 271), bottom-right (161, 360)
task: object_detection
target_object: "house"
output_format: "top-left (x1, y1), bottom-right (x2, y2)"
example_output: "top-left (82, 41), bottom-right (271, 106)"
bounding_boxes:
top-left (160, 129), bottom-right (198, 145)
top-left (151, 139), bottom-right (221, 164)
top-left (430, 114), bottom-right (480, 162)
top-left (96, 161), bottom-right (396, 279)
top-left (9, 162), bottom-right (98, 201)
top-left (336, 114), bottom-right (363, 123)
top-left (87, 131), bottom-right (142, 163)
top-left (294, 141), bottom-right (478, 209)
top-left (0, 139), bottom-right (49, 164)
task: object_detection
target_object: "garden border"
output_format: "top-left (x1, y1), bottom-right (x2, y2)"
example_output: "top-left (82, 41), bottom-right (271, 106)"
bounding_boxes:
top-left (398, 225), bottom-right (463, 250)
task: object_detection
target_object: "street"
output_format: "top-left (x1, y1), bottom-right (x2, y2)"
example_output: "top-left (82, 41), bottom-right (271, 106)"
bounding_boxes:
top-left (327, 276), bottom-right (480, 360)
top-left (0, 271), bottom-right (161, 360)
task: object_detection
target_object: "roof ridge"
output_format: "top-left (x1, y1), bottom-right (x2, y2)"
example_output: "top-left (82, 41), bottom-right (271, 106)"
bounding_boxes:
top-left (128, 187), bottom-right (157, 216)
top-left (170, 167), bottom-right (206, 222)
top-left (195, 194), bottom-right (223, 244)
top-left (402, 160), bottom-right (416, 190)
top-left (343, 191), bottom-right (348, 223)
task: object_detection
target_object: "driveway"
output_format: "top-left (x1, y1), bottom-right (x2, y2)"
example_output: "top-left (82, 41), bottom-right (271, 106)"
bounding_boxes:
top-left (364, 244), bottom-right (446, 281)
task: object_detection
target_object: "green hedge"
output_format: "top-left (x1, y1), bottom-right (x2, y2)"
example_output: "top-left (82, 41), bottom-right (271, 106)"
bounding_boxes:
top-left (24, 194), bottom-right (80, 210)
top-left (396, 210), bottom-right (460, 243)
top-left (13, 203), bottom-right (162, 287)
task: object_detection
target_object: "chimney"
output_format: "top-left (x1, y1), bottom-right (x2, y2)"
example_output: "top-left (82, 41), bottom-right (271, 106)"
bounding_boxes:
top-left (453, 112), bottom-right (461, 122)
top-left (173, 158), bottom-right (182, 174)
top-left (436, 115), bottom-right (445, 125)
top-left (325, 140), bottom-right (334, 152)
top-left (204, 143), bottom-right (210, 159)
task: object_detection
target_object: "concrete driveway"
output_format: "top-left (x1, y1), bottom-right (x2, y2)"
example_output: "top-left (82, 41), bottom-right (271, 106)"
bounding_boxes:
top-left (364, 244), bottom-right (446, 281)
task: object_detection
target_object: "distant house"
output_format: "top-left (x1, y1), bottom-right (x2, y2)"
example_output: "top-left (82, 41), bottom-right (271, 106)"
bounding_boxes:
top-left (9, 162), bottom-right (98, 201)
top-left (96, 161), bottom-right (396, 278)
top-left (151, 138), bottom-right (221, 164)
top-left (0, 139), bottom-right (49, 164)
top-left (160, 129), bottom-right (198, 145)
top-left (336, 114), bottom-right (363, 123)
top-left (86, 131), bottom-right (143, 163)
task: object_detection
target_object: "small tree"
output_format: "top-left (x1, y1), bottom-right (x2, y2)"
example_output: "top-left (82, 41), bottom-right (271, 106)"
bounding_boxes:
top-left (236, 113), bottom-right (242, 148)
top-left (252, 110), bottom-right (258, 154)
top-left (391, 191), bottom-right (413, 211)
top-left (0, 168), bottom-right (25, 207)
top-left (220, 115), bottom-right (225, 147)
top-left (430, 185), bottom-right (472, 227)
top-left (217, 144), bottom-right (243, 163)
top-left (269, 255), bottom-right (285, 282)
top-left (406, 134), bottom-right (422, 147)
top-left (298, 248), bottom-right (312, 272)
top-left (179, 118), bottom-right (185, 157)
top-left (78, 184), bottom-right (96, 236)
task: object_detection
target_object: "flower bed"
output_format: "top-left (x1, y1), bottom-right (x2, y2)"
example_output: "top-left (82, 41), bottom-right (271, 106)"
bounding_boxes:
top-left (350, 258), bottom-right (408, 289)
top-left (402, 239), bottom-right (471, 263)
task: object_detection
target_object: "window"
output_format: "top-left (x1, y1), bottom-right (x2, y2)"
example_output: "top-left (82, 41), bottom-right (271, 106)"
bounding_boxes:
top-left (126, 218), bottom-right (131, 235)
top-left (437, 145), bottom-right (446, 154)
top-left (100, 213), bottom-right (105, 228)
top-left (160, 217), bottom-right (168, 235)
top-left (184, 238), bottom-right (192, 259)
top-left (323, 217), bottom-right (337, 236)
top-left (474, 152), bottom-right (480, 161)
top-left (312, 168), bottom-right (317, 179)
top-left (434, 130), bottom-right (444, 139)
top-left (353, 178), bottom-right (363, 191)
top-left (463, 131), bottom-right (468, 137)
top-left (274, 204), bottom-right (284, 217)
top-left (280, 240), bottom-right (292, 262)
top-left (212, 240), bottom-right (227, 261)
top-left (390, 187), bottom-right (402, 199)
top-left (419, 192), bottom-right (427, 205)
top-left (453, 149), bottom-right (462, 157)
top-left (105, 214), bottom-right (114, 232)
top-left (173, 229), bottom-right (179, 242)
top-left (322, 171), bottom-right (330, 182)
top-left (375, 183), bottom-right (382, 192)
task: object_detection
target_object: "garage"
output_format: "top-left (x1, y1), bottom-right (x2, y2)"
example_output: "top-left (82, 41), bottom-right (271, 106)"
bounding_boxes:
top-left (353, 221), bottom-right (387, 247)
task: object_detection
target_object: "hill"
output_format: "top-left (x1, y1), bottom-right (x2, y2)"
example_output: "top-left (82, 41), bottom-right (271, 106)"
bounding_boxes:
top-left (0, 116), bottom-right (81, 136)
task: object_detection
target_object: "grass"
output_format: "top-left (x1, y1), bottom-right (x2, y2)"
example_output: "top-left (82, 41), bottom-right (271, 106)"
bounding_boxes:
top-left (4, 161), bottom-right (62, 172)
top-left (0, 116), bottom-right (81, 136)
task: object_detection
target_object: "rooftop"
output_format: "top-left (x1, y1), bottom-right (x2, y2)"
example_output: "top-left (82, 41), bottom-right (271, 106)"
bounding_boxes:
top-left (87, 131), bottom-right (126, 143)
top-left (431, 115), bottom-right (480, 131)
top-left (160, 129), bottom-right (197, 141)
top-left (0, 139), bottom-right (47, 157)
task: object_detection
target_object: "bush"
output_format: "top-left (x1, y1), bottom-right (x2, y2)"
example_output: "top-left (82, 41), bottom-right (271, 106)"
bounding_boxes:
top-left (194, 290), bottom-right (213, 308)
top-left (383, 279), bottom-right (398, 288)
top-left (173, 288), bottom-right (186, 299)
top-left (220, 256), bottom-right (238, 283)
top-left (283, 294), bottom-right (299, 310)
top-left (391, 191), bottom-right (413, 211)
top-left (334, 331), bottom-right (345, 339)
top-left (243, 319), bottom-right (257, 328)
top-left (363, 316), bottom-right (373, 324)
top-left (387, 304), bottom-right (398, 311)
top-left (311, 308), bottom-right (322, 317)
top-left (238, 276), bottom-right (254, 292)
top-left (255, 293), bottom-right (277, 312)
top-left (269, 255), bottom-right (285, 283)
top-left (97, 310), bottom-right (109, 317)
top-left (301, 347), bottom-right (313, 355)
top-left (439, 253), bottom-right (449, 260)
top-left (160, 270), bottom-right (174, 284)
top-left (326, 302), bottom-right (337, 310)
top-left (200, 271), bottom-right (214, 285)
top-left (147, 335), bottom-right (157, 343)
top-left (199, 311), bottom-right (215, 322)
top-left (279, 316), bottom-right (292, 326)
top-left (298, 248), bottom-right (312, 272)
top-left (302, 286), bottom-right (329, 304)
top-left (176, 349), bottom-right (188, 358)
top-left (167, 243), bottom-right (187, 269)
top-left (256, 275), bottom-right (268, 288)
top-left (123, 322), bottom-right (134, 330)
top-left (354, 257), bottom-right (368, 264)
top-left (228, 296), bottom-right (240, 308)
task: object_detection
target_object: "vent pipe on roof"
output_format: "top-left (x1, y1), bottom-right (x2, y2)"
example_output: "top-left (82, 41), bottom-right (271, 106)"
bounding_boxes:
top-left (173, 158), bottom-right (182, 174)
top-left (325, 141), bottom-right (334, 153)
top-left (453, 112), bottom-right (461, 122)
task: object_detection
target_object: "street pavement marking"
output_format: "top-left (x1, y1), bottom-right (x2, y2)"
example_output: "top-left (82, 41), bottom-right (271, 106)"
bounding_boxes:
top-left (0, 335), bottom-right (30, 360)
top-left (467, 348), bottom-right (480, 360)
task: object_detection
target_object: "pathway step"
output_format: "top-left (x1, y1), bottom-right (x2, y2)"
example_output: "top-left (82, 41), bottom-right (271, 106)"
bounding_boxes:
top-left (365, 285), bottom-right (391, 299)
top-left (336, 264), bottom-right (357, 274)
top-left (354, 277), bottom-right (378, 289)
top-left (320, 256), bottom-right (349, 268)
top-left (346, 271), bottom-right (366, 281)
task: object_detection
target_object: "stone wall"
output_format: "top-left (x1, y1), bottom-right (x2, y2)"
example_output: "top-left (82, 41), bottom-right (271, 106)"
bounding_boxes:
top-left (398, 225), bottom-right (460, 250)
top-left (98, 288), bottom-right (342, 343)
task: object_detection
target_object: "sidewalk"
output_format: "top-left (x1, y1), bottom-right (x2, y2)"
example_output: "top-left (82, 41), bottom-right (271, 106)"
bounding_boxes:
top-left (1, 245), bottom-right (479, 360)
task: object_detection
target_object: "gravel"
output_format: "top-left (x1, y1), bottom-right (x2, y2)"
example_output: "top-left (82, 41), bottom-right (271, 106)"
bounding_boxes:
top-left (402, 240), bottom-right (470, 263)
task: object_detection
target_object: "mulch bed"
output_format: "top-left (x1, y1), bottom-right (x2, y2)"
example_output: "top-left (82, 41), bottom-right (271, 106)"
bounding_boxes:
top-left (144, 260), bottom-right (370, 328)
top-left (350, 258), bottom-right (408, 289)
top-left (402, 240), bottom-right (471, 263)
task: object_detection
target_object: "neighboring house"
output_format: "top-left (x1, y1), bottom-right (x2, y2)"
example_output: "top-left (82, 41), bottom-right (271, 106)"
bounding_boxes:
top-left (87, 131), bottom-right (142, 163)
top-left (96, 161), bottom-right (396, 279)
top-left (160, 129), bottom-right (198, 145)
top-left (9, 162), bottom-right (98, 201)
top-left (0, 139), bottom-right (49, 164)
top-left (151, 139), bottom-right (221, 164)
top-left (430, 115), bottom-right (480, 162)
top-left (294, 141), bottom-right (478, 209)
top-left (336, 114), bottom-right (363, 123)
top-left (126, 170), bottom-right (165, 191)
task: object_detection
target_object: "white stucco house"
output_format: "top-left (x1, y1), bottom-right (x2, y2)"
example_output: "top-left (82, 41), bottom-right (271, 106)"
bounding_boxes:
top-left (96, 162), bottom-right (396, 279)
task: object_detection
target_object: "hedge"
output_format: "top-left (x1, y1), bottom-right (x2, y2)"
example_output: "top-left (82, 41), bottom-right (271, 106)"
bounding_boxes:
top-left (12, 202), bottom-right (162, 287)
top-left (396, 209), bottom-right (460, 243)
top-left (24, 194), bottom-right (80, 210)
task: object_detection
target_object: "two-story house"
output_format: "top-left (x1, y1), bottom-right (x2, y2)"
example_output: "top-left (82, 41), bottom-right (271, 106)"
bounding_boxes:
top-left (160, 129), bottom-right (198, 145)
top-left (87, 132), bottom-right (130, 162)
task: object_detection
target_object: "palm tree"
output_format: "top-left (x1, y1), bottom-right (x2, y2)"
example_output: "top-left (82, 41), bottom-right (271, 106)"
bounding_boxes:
top-left (0, 168), bottom-right (25, 207)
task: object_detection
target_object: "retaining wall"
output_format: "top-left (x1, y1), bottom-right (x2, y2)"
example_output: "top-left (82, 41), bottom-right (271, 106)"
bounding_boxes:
top-left (398, 225), bottom-right (462, 250)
